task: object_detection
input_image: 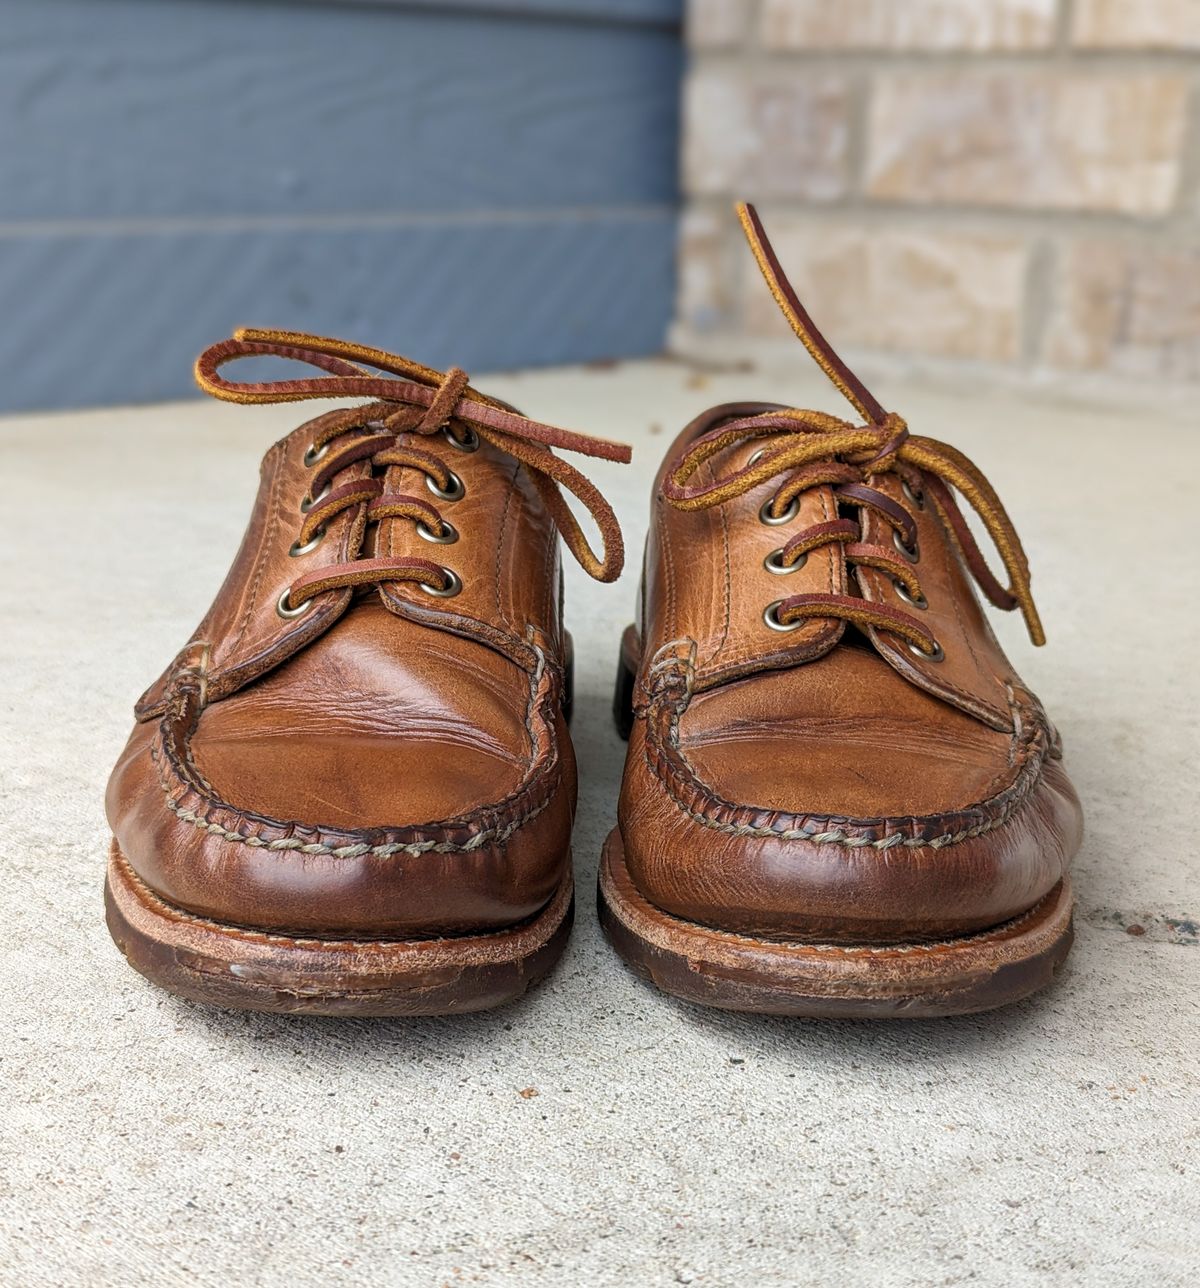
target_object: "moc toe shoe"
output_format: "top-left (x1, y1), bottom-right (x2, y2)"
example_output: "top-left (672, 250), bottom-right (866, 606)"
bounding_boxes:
top-left (105, 329), bottom-right (629, 1015)
top-left (600, 206), bottom-right (1083, 1018)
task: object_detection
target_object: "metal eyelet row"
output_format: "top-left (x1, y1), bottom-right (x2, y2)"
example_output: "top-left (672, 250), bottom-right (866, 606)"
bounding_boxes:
top-left (276, 587), bottom-right (313, 619)
top-left (894, 487), bottom-right (937, 654)
top-left (759, 496), bottom-right (800, 526)
top-left (289, 527), bottom-right (326, 558)
top-left (754, 464), bottom-right (943, 660)
top-left (300, 470), bottom-right (466, 509)
top-left (417, 519), bottom-right (458, 545)
top-left (906, 637), bottom-right (944, 662)
top-left (419, 567), bottom-right (462, 598)
top-left (892, 577), bottom-right (927, 610)
top-left (763, 597), bottom-right (944, 661)
top-left (890, 504), bottom-right (939, 656)
top-left (300, 481), bottom-right (331, 513)
top-left (276, 562), bottom-right (462, 620)
top-left (444, 425), bottom-right (480, 453)
top-left (764, 548), bottom-right (807, 575)
top-left (762, 601), bottom-right (798, 633)
top-left (426, 471), bottom-right (465, 502)
top-left (279, 425), bottom-right (472, 620)
top-left (892, 527), bottom-right (920, 564)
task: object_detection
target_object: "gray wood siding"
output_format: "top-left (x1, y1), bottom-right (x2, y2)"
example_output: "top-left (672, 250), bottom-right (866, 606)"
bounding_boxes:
top-left (0, 0), bottom-right (682, 409)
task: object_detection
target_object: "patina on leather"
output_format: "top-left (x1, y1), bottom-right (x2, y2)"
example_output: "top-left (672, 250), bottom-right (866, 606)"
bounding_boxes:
top-left (107, 330), bottom-right (630, 940)
top-left (614, 203), bottom-right (1083, 948)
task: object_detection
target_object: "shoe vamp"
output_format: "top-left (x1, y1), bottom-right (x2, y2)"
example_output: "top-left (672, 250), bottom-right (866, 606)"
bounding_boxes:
top-left (679, 643), bottom-right (1012, 819)
top-left (190, 597), bottom-right (530, 830)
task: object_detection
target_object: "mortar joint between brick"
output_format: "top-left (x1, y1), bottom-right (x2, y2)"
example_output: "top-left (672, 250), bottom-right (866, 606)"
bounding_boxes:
top-left (1055, 0), bottom-right (1075, 57)
top-left (723, 49), bottom-right (1200, 75)
top-left (845, 67), bottom-right (872, 204)
top-left (1174, 77), bottom-right (1200, 217)
top-left (1023, 236), bottom-right (1057, 369)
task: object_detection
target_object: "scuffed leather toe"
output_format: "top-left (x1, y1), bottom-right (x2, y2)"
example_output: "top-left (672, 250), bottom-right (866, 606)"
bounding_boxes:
top-left (106, 644), bottom-right (576, 938)
top-left (105, 330), bottom-right (627, 963)
top-left (619, 643), bottom-right (1082, 944)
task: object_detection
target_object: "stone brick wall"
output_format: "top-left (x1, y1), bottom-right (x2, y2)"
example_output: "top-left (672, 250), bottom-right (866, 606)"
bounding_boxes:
top-left (676, 0), bottom-right (1200, 385)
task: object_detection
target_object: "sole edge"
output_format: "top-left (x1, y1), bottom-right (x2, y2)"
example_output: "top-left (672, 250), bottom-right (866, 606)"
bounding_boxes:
top-left (106, 841), bottom-right (574, 1016)
top-left (598, 829), bottom-right (1073, 1018)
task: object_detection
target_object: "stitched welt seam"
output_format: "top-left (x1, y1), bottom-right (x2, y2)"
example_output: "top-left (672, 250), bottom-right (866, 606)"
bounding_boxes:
top-left (157, 781), bottom-right (553, 859)
top-left (153, 647), bottom-right (556, 858)
top-left (643, 737), bottom-right (1035, 852)
top-left (609, 864), bottom-right (1057, 957)
top-left (112, 848), bottom-right (558, 948)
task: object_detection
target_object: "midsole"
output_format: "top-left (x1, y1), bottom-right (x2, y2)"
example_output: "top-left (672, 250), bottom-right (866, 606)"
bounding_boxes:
top-left (108, 840), bottom-right (573, 959)
top-left (600, 828), bottom-right (1072, 982)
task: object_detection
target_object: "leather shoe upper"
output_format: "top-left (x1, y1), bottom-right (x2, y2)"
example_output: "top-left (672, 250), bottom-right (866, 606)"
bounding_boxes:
top-left (616, 205), bottom-right (1083, 944)
top-left (107, 329), bottom-right (629, 936)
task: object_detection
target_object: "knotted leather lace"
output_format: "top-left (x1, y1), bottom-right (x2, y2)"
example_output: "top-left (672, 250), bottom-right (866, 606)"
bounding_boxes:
top-left (195, 329), bottom-right (630, 612)
top-left (663, 205), bottom-right (1045, 657)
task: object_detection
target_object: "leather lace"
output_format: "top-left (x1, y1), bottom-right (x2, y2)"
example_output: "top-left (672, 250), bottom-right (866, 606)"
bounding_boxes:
top-left (663, 205), bottom-right (1045, 656)
top-left (195, 329), bottom-right (631, 612)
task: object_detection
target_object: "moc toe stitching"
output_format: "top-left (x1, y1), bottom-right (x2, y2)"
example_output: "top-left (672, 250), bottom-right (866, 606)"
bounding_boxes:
top-left (152, 652), bottom-right (561, 854)
top-left (617, 677), bottom-right (1076, 944)
top-left (644, 682), bottom-right (1047, 851)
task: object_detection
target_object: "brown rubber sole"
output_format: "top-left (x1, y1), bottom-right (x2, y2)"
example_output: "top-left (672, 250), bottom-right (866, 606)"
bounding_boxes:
top-left (105, 841), bottom-right (573, 1016)
top-left (598, 829), bottom-right (1073, 1018)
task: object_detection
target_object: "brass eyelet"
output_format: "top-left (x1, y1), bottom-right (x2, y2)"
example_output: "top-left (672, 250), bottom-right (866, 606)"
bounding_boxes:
top-left (764, 548), bottom-right (807, 575)
top-left (892, 527), bottom-right (920, 564)
top-left (901, 478), bottom-right (926, 510)
top-left (892, 577), bottom-right (927, 609)
top-left (417, 519), bottom-right (458, 546)
top-left (299, 481), bottom-right (331, 514)
top-left (747, 448), bottom-right (765, 467)
top-left (759, 496), bottom-right (800, 526)
top-left (276, 587), bottom-right (313, 619)
top-left (419, 566), bottom-right (462, 598)
top-left (444, 425), bottom-right (480, 453)
top-left (906, 637), bottom-right (944, 663)
top-left (289, 527), bottom-right (326, 557)
top-left (426, 471), bottom-right (465, 502)
top-left (763, 601), bottom-right (803, 632)
top-left (302, 441), bottom-right (329, 468)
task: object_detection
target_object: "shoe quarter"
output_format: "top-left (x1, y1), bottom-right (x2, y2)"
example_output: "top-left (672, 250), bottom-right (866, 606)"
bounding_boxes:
top-left (853, 473), bottom-right (1021, 730)
top-left (136, 422), bottom-right (369, 717)
top-left (641, 449), bottom-right (845, 688)
top-left (377, 438), bottom-right (562, 662)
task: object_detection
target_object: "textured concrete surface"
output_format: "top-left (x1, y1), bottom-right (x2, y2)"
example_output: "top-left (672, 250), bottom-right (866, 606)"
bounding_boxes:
top-left (1, 358), bottom-right (1196, 1286)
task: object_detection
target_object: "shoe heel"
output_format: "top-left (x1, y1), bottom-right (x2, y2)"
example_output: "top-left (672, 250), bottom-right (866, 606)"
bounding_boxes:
top-left (612, 624), bottom-right (639, 740)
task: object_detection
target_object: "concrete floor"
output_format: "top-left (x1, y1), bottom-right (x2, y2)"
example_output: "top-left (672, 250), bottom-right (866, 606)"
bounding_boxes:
top-left (0, 358), bottom-right (1196, 1287)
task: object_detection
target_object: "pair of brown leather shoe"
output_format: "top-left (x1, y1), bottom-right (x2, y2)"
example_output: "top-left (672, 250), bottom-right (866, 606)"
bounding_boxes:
top-left (105, 205), bottom-right (1083, 1018)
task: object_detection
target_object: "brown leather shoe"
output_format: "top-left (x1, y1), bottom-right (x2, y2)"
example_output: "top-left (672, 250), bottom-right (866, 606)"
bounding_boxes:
top-left (105, 328), bottom-right (629, 1015)
top-left (600, 205), bottom-right (1083, 1018)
